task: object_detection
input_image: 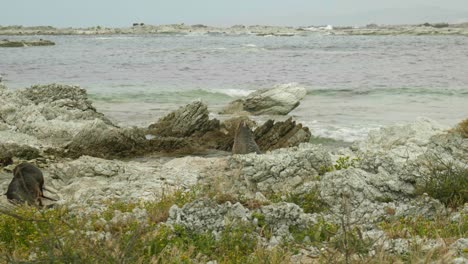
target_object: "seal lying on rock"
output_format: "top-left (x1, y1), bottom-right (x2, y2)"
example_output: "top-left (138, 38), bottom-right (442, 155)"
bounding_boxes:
top-left (232, 121), bottom-right (261, 154)
top-left (5, 163), bottom-right (55, 207)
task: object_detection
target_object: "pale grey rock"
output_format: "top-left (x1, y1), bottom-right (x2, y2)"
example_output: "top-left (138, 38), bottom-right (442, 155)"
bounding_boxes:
top-left (20, 84), bottom-right (112, 124)
top-left (0, 83), bottom-right (152, 158)
top-left (319, 168), bottom-right (414, 205)
top-left (0, 131), bottom-right (42, 159)
top-left (451, 238), bottom-right (468, 257)
top-left (259, 202), bottom-right (317, 241)
top-left (365, 233), bottom-right (447, 256)
top-left (65, 119), bottom-right (145, 158)
top-left (0, 84), bottom-right (114, 143)
top-left (452, 257), bottom-right (468, 264)
top-left (167, 199), bottom-right (317, 241)
top-left (229, 143), bottom-right (332, 193)
top-left (160, 156), bottom-right (227, 187)
top-left (221, 83), bottom-right (307, 115)
top-left (48, 155), bottom-right (209, 203)
top-left (167, 199), bottom-right (251, 232)
top-left (355, 118), bottom-right (447, 175)
top-left (317, 168), bottom-right (446, 224)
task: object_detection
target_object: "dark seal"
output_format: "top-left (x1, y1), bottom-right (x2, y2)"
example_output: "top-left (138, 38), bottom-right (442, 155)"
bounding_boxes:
top-left (6, 163), bottom-right (55, 207)
top-left (232, 121), bottom-right (261, 154)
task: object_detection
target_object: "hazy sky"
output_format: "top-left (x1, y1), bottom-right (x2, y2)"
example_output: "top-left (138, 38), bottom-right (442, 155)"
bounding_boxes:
top-left (2, 0), bottom-right (468, 27)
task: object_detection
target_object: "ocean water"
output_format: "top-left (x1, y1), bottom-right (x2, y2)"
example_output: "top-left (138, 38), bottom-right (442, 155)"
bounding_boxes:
top-left (1, 34), bottom-right (467, 142)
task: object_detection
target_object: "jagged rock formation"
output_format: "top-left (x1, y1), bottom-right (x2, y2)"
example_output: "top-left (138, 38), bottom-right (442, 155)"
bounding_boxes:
top-left (221, 84), bottom-right (307, 115)
top-left (20, 84), bottom-right (112, 125)
top-left (254, 117), bottom-right (311, 151)
top-left (228, 143), bottom-right (332, 193)
top-left (148, 101), bottom-right (219, 137)
top-left (147, 102), bottom-right (310, 153)
top-left (65, 120), bottom-right (146, 158)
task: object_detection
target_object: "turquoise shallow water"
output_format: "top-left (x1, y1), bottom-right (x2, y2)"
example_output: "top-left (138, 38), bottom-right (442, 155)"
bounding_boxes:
top-left (1, 34), bottom-right (467, 141)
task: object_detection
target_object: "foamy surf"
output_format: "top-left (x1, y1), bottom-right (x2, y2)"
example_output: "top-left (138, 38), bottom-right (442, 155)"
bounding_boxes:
top-left (304, 121), bottom-right (382, 142)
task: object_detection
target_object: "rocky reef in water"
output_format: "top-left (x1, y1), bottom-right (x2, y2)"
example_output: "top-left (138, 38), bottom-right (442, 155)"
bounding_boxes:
top-left (0, 83), bottom-right (466, 263)
top-left (0, 39), bottom-right (55, 47)
top-left (1, 23), bottom-right (468, 36)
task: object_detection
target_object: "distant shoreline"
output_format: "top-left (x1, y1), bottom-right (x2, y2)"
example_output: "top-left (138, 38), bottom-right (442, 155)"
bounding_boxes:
top-left (1, 23), bottom-right (468, 36)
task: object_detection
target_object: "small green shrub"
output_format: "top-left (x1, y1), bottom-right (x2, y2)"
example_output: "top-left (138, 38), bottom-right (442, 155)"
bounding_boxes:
top-left (265, 188), bottom-right (327, 214)
top-left (415, 157), bottom-right (468, 208)
top-left (146, 223), bottom-right (259, 263)
top-left (289, 219), bottom-right (338, 244)
top-left (334, 156), bottom-right (360, 170)
top-left (318, 156), bottom-right (360, 174)
top-left (285, 189), bottom-right (328, 214)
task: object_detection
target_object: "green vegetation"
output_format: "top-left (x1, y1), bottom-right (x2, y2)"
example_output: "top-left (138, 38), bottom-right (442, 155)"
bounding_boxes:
top-left (0, 40), bottom-right (55, 48)
top-left (451, 118), bottom-right (468, 138)
top-left (334, 156), bottom-right (360, 170)
top-left (415, 156), bottom-right (468, 209)
top-left (289, 219), bottom-right (338, 244)
top-left (319, 155), bottom-right (361, 173)
top-left (0, 41), bottom-right (24, 47)
top-left (266, 188), bottom-right (327, 214)
top-left (0, 198), bottom-right (289, 263)
top-left (379, 215), bottom-right (467, 240)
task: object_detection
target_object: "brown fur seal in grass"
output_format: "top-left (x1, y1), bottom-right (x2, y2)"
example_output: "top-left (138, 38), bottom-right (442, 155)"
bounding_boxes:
top-left (232, 121), bottom-right (261, 154)
top-left (5, 163), bottom-right (56, 207)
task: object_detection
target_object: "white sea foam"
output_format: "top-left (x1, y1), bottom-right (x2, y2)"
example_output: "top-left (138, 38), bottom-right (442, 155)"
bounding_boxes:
top-left (94, 36), bottom-right (133, 40)
top-left (305, 121), bottom-right (381, 142)
top-left (243, 44), bottom-right (257, 48)
top-left (208, 88), bottom-right (254, 97)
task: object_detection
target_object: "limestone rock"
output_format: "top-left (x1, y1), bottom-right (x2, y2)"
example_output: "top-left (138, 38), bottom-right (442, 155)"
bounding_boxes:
top-left (66, 119), bottom-right (146, 158)
top-left (229, 143), bottom-right (332, 193)
top-left (221, 83), bottom-right (307, 115)
top-left (148, 101), bottom-right (219, 137)
top-left (259, 202), bottom-right (316, 234)
top-left (167, 199), bottom-right (316, 241)
top-left (355, 118), bottom-right (448, 175)
top-left (45, 155), bottom-right (222, 203)
top-left (20, 84), bottom-right (112, 124)
top-left (167, 199), bottom-right (251, 232)
top-left (254, 117), bottom-right (311, 151)
top-left (0, 131), bottom-right (42, 160)
top-left (0, 83), bottom-right (113, 143)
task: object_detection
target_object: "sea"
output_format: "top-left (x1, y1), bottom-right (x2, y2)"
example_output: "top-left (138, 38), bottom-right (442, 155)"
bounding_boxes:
top-left (1, 34), bottom-right (467, 143)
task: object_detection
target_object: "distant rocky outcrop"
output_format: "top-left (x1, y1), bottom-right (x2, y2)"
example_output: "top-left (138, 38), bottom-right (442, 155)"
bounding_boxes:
top-left (0, 39), bottom-right (55, 47)
top-left (221, 84), bottom-right (307, 115)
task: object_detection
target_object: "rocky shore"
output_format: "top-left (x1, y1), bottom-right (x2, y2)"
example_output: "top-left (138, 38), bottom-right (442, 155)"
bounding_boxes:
top-left (1, 22), bottom-right (468, 36)
top-left (0, 83), bottom-right (466, 263)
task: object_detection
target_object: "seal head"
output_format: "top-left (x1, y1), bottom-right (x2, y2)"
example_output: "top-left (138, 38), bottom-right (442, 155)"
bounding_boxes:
top-left (232, 121), bottom-right (261, 154)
